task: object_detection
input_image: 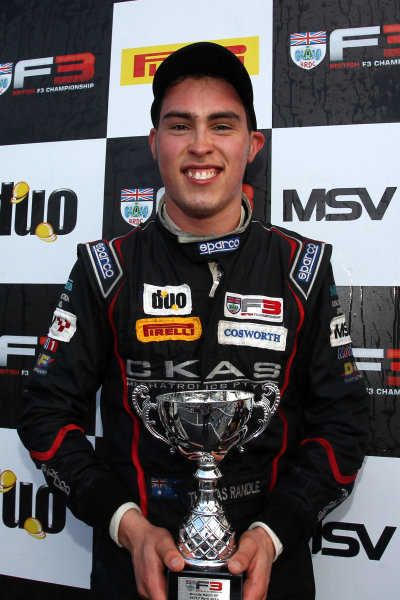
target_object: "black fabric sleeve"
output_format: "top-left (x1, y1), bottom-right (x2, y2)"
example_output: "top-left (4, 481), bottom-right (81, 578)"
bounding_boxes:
top-left (259, 264), bottom-right (370, 549)
top-left (18, 254), bottom-right (134, 530)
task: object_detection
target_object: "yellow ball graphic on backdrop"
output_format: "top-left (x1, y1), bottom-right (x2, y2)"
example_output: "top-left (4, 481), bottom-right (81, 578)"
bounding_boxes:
top-left (35, 222), bottom-right (57, 242)
top-left (24, 517), bottom-right (46, 539)
top-left (0, 470), bottom-right (17, 492)
top-left (11, 181), bottom-right (30, 204)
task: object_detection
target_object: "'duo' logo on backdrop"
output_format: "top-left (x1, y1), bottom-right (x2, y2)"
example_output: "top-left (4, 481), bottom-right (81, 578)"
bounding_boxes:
top-left (0, 468), bottom-right (67, 539)
top-left (0, 180), bottom-right (77, 240)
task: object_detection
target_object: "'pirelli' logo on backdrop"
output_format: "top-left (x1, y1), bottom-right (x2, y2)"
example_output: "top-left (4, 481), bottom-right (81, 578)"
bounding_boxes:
top-left (121, 37), bottom-right (259, 86)
top-left (136, 317), bottom-right (202, 342)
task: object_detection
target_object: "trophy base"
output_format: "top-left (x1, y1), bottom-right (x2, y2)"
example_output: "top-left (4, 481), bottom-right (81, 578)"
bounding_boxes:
top-left (167, 567), bottom-right (243, 600)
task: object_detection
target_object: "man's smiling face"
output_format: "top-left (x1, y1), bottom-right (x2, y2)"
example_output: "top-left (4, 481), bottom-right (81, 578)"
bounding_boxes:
top-left (149, 76), bottom-right (264, 234)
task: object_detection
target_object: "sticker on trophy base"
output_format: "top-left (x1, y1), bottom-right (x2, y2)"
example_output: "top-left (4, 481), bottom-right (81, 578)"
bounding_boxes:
top-left (168, 569), bottom-right (243, 600)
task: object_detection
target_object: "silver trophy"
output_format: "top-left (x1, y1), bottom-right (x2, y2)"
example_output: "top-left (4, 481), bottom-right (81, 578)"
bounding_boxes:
top-left (131, 384), bottom-right (280, 573)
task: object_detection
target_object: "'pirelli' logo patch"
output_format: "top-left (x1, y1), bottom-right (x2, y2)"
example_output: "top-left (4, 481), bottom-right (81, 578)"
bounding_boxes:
top-left (136, 317), bottom-right (202, 342)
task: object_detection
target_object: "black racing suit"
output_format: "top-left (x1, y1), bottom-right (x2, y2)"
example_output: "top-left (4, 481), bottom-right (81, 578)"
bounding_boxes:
top-left (18, 200), bottom-right (369, 599)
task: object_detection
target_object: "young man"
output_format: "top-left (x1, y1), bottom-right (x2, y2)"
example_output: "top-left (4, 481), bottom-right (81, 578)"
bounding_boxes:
top-left (18, 43), bottom-right (369, 600)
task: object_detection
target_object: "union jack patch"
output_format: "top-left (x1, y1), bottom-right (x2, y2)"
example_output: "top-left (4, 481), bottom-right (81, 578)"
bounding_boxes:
top-left (290, 31), bottom-right (326, 46)
top-left (121, 188), bottom-right (154, 202)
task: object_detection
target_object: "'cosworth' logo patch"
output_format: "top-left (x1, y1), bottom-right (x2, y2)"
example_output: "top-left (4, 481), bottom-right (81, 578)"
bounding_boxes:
top-left (218, 321), bottom-right (287, 351)
top-left (136, 317), bottom-right (202, 342)
top-left (198, 237), bottom-right (240, 256)
top-left (224, 292), bottom-right (283, 322)
top-left (143, 284), bottom-right (192, 315)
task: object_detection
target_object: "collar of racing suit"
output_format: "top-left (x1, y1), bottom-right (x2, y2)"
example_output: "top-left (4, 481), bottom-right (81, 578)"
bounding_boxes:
top-left (156, 192), bottom-right (253, 264)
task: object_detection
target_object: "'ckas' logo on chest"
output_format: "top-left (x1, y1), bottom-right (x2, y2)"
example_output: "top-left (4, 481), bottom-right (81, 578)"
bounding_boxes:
top-left (143, 284), bottom-right (192, 315)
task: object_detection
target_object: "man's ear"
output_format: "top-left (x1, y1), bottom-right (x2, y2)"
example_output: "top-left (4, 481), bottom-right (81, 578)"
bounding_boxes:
top-left (149, 128), bottom-right (157, 160)
top-left (247, 131), bottom-right (265, 164)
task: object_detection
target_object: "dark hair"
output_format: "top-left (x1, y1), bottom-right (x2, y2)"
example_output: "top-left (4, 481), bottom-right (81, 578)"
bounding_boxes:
top-left (151, 42), bottom-right (257, 131)
top-left (152, 73), bottom-right (253, 133)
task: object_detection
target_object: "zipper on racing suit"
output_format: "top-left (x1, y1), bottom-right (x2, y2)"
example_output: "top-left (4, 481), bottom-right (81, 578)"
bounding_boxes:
top-left (208, 262), bottom-right (223, 298)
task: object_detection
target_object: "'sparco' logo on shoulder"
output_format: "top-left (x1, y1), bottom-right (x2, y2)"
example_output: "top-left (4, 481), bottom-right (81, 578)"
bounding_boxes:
top-left (86, 240), bottom-right (123, 298)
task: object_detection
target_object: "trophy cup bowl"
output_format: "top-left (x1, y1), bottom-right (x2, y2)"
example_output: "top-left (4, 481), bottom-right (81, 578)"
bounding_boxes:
top-left (131, 385), bottom-right (280, 573)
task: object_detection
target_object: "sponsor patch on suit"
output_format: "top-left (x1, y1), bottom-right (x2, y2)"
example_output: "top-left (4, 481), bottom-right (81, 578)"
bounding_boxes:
top-left (136, 317), bottom-right (202, 342)
top-left (218, 321), bottom-right (287, 350)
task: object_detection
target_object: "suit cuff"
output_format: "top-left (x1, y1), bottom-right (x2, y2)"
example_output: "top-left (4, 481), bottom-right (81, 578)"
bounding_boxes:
top-left (109, 502), bottom-right (142, 547)
top-left (248, 521), bottom-right (283, 561)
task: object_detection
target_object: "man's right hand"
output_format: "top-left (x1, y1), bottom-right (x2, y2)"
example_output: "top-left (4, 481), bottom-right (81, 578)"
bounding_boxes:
top-left (118, 508), bottom-right (185, 600)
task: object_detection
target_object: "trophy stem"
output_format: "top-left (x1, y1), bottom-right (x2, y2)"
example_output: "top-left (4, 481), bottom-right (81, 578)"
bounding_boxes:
top-left (178, 456), bottom-right (236, 568)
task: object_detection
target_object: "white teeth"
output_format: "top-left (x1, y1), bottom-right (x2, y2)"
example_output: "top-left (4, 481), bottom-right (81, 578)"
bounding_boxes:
top-left (186, 169), bottom-right (216, 180)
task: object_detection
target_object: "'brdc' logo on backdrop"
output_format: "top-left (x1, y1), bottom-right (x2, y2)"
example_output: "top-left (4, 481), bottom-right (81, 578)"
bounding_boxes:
top-left (120, 37), bottom-right (259, 86)
top-left (290, 32), bottom-right (327, 70)
top-left (0, 63), bottom-right (13, 95)
top-left (121, 188), bottom-right (154, 226)
top-left (0, 181), bottom-right (77, 240)
top-left (0, 53), bottom-right (95, 96)
top-left (290, 25), bottom-right (400, 70)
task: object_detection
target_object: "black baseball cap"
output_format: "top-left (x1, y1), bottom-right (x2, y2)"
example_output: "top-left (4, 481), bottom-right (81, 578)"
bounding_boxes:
top-left (150, 41), bottom-right (257, 130)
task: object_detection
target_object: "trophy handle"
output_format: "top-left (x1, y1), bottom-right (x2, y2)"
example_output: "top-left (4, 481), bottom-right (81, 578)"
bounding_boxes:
top-left (131, 385), bottom-right (175, 452)
top-left (237, 382), bottom-right (280, 453)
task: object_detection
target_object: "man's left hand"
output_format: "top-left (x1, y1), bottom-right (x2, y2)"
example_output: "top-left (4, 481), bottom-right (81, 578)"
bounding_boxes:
top-left (228, 527), bottom-right (275, 600)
